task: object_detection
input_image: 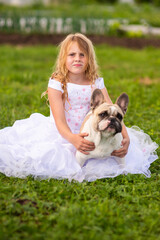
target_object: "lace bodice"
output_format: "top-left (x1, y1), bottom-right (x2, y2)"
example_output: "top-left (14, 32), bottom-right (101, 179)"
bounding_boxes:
top-left (48, 78), bottom-right (105, 133)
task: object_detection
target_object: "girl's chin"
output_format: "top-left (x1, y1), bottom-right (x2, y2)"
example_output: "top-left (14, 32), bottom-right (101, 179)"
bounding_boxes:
top-left (69, 71), bottom-right (86, 75)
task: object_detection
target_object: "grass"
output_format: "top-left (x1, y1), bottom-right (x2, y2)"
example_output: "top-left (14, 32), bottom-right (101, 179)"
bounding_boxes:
top-left (0, 44), bottom-right (160, 240)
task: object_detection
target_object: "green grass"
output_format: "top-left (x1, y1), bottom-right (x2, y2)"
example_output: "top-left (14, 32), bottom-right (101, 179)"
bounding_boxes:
top-left (0, 44), bottom-right (160, 240)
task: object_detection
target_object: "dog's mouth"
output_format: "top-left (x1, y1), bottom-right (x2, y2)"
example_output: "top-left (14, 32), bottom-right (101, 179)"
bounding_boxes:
top-left (107, 122), bottom-right (122, 134)
top-left (98, 119), bottom-right (122, 134)
top-left (107, 124), bottom-right (116, 130)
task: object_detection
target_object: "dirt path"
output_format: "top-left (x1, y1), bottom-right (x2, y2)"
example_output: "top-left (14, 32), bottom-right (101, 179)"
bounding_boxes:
top-left (0, 33), bottom-right (160, 49)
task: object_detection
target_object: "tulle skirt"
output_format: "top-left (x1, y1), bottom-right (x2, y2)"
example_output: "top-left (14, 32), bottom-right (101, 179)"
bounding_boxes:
top-left (0, 113), bottom-right (159, 182)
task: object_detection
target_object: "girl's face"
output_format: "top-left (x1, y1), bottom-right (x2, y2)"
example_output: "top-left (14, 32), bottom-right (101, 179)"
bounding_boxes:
top-left (66, 42), bottom-right (88, 77)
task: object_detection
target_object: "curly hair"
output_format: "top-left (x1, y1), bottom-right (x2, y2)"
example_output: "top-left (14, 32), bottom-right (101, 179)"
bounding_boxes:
top-left (43, 33), bottom-right (99, 103)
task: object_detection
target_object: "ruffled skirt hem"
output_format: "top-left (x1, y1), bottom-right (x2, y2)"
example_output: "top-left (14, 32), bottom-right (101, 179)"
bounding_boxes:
top-left (0, 113), bottom-right (159, 182)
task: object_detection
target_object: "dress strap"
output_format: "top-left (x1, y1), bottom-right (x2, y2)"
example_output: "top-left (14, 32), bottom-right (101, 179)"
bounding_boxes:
top-left (48, 78), bottom-right (64, 93)
top-left (95, 78), bottom-right (105, 89)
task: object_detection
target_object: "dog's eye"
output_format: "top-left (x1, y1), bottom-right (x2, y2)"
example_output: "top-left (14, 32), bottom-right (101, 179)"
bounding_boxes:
top-left (117, 113), bottom-right (123, 121)
top-left (99, 111), bottom-right (108, 118)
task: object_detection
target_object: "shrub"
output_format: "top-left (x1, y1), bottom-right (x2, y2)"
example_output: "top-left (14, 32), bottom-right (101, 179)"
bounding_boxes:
top-left (96, 0), bottom-right (118, 3)
top-left (153, 0), bottom-right (160, 5)
top-left (135, 0), bottom-right (160, 6)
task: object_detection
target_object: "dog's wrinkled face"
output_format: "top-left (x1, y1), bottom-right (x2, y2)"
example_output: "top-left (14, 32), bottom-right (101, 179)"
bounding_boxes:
top-left (93, 103), bottom-right (124, 136)
top-left (91, 89), bottom-right (129, 137)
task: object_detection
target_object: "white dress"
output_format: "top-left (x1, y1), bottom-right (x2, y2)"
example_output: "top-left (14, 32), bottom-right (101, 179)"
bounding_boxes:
top-left (0, 78), bottom-right (158, 182)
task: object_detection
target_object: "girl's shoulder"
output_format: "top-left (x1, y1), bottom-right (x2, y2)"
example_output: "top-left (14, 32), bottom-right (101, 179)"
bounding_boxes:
top-left (95, 77), bottom-right (105, 89)
top-left (50, 76), bottom-right (61, 83)
top-left (48, 77), bottom-right (63, 93)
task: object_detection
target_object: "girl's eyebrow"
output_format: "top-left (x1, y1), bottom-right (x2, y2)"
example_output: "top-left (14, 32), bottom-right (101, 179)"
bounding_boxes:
top-left (68, 51), bottom-right (84, 54)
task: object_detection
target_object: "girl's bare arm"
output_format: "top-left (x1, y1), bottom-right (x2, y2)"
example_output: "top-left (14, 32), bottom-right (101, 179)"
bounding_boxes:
top-left (48, 88), bottom-right (95, 154)
top-left (101, 87), bottom-right (113, 104)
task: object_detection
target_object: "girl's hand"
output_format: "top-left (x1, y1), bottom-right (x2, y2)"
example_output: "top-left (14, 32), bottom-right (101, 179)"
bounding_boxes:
top-left (71, 133), bottom-right (95, 155)
top-left (111, 137), bottom-right (130, 158)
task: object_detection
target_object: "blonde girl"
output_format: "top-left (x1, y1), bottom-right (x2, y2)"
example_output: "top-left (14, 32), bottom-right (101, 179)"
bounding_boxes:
top-left (0, 33), bottom-right (158, 181)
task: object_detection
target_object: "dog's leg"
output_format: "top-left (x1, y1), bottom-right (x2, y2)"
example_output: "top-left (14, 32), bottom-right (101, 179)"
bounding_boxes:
top-left (76, 151), bottom-right (88, 167)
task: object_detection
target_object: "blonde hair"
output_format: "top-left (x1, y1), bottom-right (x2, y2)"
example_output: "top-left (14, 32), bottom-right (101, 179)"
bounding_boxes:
top-left (44, 33), bottom-right (99, 102)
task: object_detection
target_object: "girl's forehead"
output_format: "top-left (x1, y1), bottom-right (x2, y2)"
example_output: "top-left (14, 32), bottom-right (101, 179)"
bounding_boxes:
top-left (67, 42), bottom-right (84, 52)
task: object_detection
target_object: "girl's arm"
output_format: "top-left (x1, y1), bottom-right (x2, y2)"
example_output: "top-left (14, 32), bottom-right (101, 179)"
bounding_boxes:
top-left (112, 124), bottom-right (130, 158)
top-left (101, 87), bottom-right (130, 157)
top-left (101, 87), bottom-right (113, 104)
top-left (48, 87), bottom-right (95, 155)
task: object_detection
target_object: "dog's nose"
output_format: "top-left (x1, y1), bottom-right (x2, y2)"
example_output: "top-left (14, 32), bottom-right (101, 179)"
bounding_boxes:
top-left (109, 117), bottom-right (116, 123)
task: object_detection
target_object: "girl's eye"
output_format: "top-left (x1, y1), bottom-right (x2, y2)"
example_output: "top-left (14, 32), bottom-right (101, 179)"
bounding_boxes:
top-left (69, 53), bottom-right (75, 56)
top-left (68, 53), bottom-right (85, 57)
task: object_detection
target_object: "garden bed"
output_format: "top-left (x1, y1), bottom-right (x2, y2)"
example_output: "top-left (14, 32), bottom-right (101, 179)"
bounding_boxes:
top-left (0, 32), bottom-right (160, 49)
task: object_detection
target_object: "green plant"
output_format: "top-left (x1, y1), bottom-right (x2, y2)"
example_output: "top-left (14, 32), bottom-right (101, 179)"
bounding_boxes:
top-left (135, 0), bottom-right (160, 5)
top-left (153, 0), bottom-right (160, 5)
top-left (96, 0), bottom-right (118, 3)
top-left (126, 30), bottom-right (143, 37)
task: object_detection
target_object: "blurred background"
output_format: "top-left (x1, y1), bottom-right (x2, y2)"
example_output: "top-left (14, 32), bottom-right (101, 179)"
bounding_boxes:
top-left (0, 0), bottom-right (160, 47)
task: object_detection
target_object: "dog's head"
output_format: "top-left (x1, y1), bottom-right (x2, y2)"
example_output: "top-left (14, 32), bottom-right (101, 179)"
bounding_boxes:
top-left (91, 89), bottom-right (129, 137)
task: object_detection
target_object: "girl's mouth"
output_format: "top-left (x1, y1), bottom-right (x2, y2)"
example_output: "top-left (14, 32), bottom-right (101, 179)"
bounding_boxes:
top-left (73, 64), bottom-right (82, 67)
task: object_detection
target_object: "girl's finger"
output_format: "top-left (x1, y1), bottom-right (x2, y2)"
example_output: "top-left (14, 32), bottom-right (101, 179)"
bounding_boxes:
top-left (79, 133), bottom-right (95, 147)
top-left (80, 133), bottom-right (95, 145)
top-left (112, 149), bottom-right (122, 154)
top-left (83, 139), bottom-right (95, 147)
top-left (80, 132), bottom-right (89, 137)
top-left (81, 144), bottom-right (94, 151)
top-left (79, 150), bottom-right (90, 155)
top-left (82, 144), bottom-right (95, 150)
top-left (112, 151), bottom-right (127, 158)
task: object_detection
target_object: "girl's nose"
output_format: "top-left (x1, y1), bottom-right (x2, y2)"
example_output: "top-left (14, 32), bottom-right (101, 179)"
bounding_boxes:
top-left (75, 54), bottom-right (80, 61)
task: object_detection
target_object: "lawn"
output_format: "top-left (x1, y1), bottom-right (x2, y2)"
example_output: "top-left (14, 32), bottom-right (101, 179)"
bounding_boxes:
top-left (0, 43), bottom-right (160, 240)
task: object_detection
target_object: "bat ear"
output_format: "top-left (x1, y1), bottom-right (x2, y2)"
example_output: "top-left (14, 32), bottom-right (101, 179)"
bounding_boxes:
top-left (91, 89), bottom-right (105, 111)
top-left (115, 93), bottom-right (129, 115)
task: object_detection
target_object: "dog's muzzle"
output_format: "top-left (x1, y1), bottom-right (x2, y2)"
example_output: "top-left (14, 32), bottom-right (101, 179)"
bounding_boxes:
top-left (107, 117), bottom-right (122, 134)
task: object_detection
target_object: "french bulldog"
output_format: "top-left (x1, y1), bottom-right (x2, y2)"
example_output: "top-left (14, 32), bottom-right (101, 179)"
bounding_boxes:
top-left (76, 89), bottom-right (129, 167)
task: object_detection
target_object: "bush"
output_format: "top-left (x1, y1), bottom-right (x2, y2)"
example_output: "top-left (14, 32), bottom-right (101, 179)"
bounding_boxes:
top-left (153, 0), bottom-right (160, 5)
top-left (135, 0), bottom-right (152, 3)
top-left (96, 0), bottom-right (118, 3)
top-left (135, 0), bottom-right (160, 6)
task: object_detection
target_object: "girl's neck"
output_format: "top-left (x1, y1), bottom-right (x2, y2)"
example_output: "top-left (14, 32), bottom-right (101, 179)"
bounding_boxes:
top-left (68, 73), bottom-right (90, 85)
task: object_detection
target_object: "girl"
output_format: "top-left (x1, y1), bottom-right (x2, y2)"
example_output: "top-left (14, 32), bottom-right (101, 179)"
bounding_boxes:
top-left (0, 33), bottom-right (158, 182)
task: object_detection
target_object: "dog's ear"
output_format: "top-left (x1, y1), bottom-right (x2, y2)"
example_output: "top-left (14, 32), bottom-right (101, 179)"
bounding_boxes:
top-left (115, 93), bottom-right (129, 115)
top-left (91, 89), bottom-right (105, 111)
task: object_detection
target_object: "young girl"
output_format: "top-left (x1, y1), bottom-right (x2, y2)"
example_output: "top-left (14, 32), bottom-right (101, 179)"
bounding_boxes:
top-left (0, 33), bottom-right (158, 182)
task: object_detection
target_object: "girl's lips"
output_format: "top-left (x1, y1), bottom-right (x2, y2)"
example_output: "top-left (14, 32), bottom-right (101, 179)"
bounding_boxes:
top-left (73, 64), bottom-right (82, 67)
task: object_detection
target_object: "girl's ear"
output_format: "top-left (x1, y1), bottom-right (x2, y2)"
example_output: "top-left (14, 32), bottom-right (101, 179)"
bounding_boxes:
top-left (115, 93), bottom-right (129, 115)
top-left (91, 89), bottom-right (105, 111)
